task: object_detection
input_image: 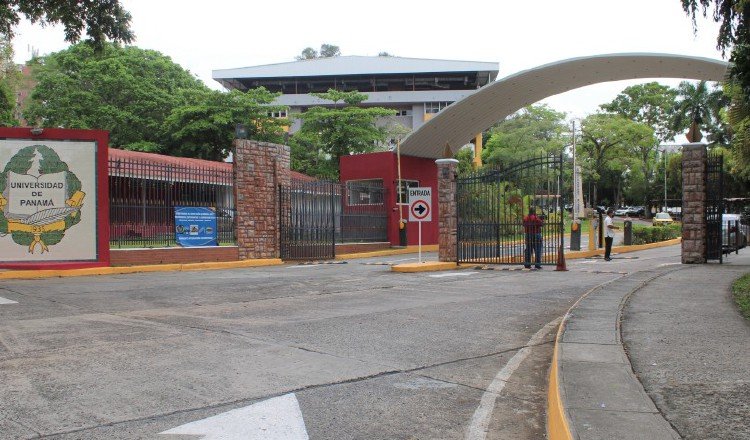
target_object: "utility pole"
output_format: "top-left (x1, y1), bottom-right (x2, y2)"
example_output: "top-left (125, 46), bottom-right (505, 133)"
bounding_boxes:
top-left (663, 149), bottom-right (668, 213)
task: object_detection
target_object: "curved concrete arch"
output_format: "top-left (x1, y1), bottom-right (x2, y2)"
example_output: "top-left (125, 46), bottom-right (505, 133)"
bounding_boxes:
top-left (400, 53), bottom-right (729, 159)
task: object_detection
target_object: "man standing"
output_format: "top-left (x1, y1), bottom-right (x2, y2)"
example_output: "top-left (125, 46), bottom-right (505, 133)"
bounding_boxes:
top-left (604, 209), bottom-right (620, 261)
top-left (523, 207), bottom-right (544, 269)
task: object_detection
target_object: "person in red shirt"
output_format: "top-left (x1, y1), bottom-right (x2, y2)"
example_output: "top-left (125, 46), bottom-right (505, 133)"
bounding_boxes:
top-left (523, 207), bottom-right (544, 269)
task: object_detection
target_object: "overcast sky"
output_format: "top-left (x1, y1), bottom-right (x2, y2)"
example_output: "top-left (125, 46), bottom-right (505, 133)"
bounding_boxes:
top-left (11, 0), bottom-right (725, 120)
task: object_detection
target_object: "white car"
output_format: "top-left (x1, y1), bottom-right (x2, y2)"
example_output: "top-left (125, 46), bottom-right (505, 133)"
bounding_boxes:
top-left (722, 214), bottom-right (748, 249)
top-left (614, 207), bottom-right (629, 216)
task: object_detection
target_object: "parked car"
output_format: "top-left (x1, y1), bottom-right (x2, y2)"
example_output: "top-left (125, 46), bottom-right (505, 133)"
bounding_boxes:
top-left (652, 212), bottom-right (674, 226)
top-left (614, 207), bottom-right (629, 216)
top-left (627, 206), bottom-right (645, 216)
top-left (722, 213), bottom-right (748, 249)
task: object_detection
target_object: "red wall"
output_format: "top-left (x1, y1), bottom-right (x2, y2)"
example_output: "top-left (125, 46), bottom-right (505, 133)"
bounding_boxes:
top-left (340, 152), bottom-right (438, 246)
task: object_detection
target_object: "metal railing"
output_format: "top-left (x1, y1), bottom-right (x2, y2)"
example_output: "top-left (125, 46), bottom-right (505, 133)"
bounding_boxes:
top-left (279, 179), bottom-right (388, 260)
top-left (108, 158), bottom-right (235, 248)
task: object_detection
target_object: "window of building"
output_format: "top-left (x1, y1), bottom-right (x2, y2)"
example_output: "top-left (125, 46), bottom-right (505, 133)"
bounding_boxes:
top-left (346, 179), bottom-right (385, 205)
top-left (395, 109), bottom-right (413, 116)
top-left (424, 102), bottom-right (452, 114)
top-left (267, 110), bottom-right (288, 118)
top-left (396, 179), bottom-right (420, 204)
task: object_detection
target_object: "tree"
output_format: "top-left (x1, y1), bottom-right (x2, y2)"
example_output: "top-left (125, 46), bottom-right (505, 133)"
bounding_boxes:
top-left (295, 44), bottom-right (340, 60)
top-left (482, 104), bottom-right (567, 166)
top-left (319, 44), bottom-right (340, 58)
top-left (24, 42), bottom-right (206, 152)
top-left (600, 82), bottom-right (679, 143)
top-left (0, 1), bottom-right (134, 51)
top-left (295, 47), bottom-right (318, 60)
top-left (0, 35), bottom-right (18, 125)
top-left (578, 113), bottom-right (655, 206)
top-left (292, 89), bottom-right (394, 176)
top-left (378, 52), bottom-right (394, 57)
top-left (671, 80), bottom-right (729, 144)
top-left (164, 88), bottom-right (286, 161)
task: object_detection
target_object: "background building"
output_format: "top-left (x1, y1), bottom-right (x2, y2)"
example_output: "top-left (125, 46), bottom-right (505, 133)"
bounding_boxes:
top-left (213, 55), bottom-right (499, 247)
top-left (213, 55), bottom-right (498, 144)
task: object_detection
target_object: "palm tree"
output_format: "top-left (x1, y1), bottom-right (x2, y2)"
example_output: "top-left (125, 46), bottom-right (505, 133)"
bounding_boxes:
top-left (672, 81), bottom-right (729, 145)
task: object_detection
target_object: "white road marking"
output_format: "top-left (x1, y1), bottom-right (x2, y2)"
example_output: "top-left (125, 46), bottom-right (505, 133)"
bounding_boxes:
top-left (161, 393), bottom-right (308, 439)
top-left (0, 297), bottom-right (18, 305)
top-left (465, 317), bottom-right (561, 440)
top-left (429, 272), bottom-right (477, 278)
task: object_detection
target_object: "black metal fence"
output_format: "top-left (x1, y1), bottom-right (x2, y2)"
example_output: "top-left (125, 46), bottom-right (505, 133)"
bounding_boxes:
top-left (457, 154), bottom-right (565, 266)
top-left (706, 152), bottom-right (724, 262)
top-left (109, 158), bottom-right (235, 248)
top-left (279, 179), bottom-right (388, 260)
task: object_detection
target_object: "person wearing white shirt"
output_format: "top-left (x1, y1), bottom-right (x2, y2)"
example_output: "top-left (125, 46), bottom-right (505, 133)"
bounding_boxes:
top-left (604, 209), bottom-right (620, 261)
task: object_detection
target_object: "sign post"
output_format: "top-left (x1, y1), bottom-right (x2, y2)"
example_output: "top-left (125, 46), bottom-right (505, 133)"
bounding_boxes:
top-left (408, 187), bottom-right (432, 262)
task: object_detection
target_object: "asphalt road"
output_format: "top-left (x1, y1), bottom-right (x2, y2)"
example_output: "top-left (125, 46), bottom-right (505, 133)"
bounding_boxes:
top-left (0, 246), bottom-right (681, 439)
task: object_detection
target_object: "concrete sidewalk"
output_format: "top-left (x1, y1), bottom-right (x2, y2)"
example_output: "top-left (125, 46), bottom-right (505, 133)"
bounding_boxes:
top-left (549, 250), bottom-right (750, 440)
top-left (622, 253), bottom-right (750, 439)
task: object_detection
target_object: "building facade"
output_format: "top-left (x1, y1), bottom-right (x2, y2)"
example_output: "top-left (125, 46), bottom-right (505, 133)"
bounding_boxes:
top-left (213, 55), bottom-right (498, 141)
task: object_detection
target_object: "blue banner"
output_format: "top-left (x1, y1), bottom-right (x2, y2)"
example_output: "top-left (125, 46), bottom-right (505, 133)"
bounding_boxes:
top-left (174, 206), bottom-right (218, 247)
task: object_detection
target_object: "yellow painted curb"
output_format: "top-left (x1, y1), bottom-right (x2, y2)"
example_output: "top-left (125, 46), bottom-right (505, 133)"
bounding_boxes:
top-left (547, 336), bottom-right (572, 440)
top-left (391, 261), bottom-right (458, 273)
top-left (546, 276), bottom-right (628, 440)
top-left (336, 245), bottom-right (439, 260)
top-left (0, 259), bottom-right (283, 280)
top-left (566, 237), bottom-right (681, 260)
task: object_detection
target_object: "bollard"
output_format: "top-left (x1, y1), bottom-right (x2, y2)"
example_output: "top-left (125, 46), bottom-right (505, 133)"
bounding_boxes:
top-left (399, 220), bottom-right (408, 247)
top-left (624, 220), bottom-right (633, 246)
top-left (570, 219), bottom-right (581, 251)
top-left (589, 216), bottom-right (597, 251)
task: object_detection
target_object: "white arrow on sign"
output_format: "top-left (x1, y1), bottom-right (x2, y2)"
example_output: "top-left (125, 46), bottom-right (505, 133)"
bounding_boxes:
top-left (160, 393), bottom-right (309, 440)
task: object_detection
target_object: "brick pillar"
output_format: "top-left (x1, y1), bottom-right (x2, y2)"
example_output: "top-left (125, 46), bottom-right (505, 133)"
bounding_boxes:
top-left (436, 158), bottom-right (459, 262)
top-left (233, 139), bottom-right (290, 260)
top-left (681, 143), bottom-right (707, 264)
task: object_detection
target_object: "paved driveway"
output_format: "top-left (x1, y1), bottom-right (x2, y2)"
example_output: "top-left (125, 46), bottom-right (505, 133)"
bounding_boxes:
top-left (0, 247), bottom-right (680, 439)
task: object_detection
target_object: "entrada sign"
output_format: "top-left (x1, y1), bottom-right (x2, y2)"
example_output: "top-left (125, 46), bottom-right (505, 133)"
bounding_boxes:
top-left (408, 187), bottom-right (432, 222)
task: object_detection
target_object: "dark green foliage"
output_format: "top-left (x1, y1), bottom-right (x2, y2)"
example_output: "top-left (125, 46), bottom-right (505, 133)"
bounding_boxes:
top-left (600, 82), bottom-right (679, 143)
top-left (292, 89), bottom-right (394, 176)
top-left (631, 224), bottom-right (682, 244)
top-left (483, 105), bottom-right (567, 166)
top-left (731, 273), bottom-right (750, 320)
top-left (0, 1), bottom-right (134, 51)
top-left (25, 43), bottom-right (206, 151)
top-left (164, 88), bottom-right (285, 160)
top-left (289, 136), bottom-right (338, 180)
top-left (0, 79), bottom-right (15, 125)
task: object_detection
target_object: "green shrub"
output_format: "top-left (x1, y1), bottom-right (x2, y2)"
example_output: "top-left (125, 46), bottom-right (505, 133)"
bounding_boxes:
top-left (630, 224), bottom-right (681, 245)
top-left (733, 274), bottom-right (750, 320)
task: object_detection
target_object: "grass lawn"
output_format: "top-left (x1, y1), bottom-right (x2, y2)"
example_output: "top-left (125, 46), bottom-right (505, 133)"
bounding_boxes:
top-left (732, 273), bottom-right (750, 320)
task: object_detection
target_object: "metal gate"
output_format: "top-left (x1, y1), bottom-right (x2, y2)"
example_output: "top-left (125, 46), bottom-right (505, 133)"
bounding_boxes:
top-left (457, 154), bottom-right (565, 265)
top-left (279, 180), bottom-right (338, 260)
top-left (279, 179), bottom-right (388, 260)
top-left (706, 152), bottom-right (724, 262)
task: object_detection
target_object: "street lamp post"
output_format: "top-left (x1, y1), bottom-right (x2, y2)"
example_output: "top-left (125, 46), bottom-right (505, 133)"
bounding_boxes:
top-left (663, 149), bottom-right (667, 213)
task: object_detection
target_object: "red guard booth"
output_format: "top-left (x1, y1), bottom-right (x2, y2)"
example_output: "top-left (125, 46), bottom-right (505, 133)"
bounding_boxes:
top-left (340, 151), bottom-right (438, 246)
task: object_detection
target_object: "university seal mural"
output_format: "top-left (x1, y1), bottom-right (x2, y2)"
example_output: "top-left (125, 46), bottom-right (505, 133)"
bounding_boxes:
top-left (0, 145), bottom-right (86, 254)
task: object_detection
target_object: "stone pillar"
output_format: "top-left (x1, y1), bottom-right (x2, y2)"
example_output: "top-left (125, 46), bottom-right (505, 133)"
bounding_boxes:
top-left (436, 158), bottom-right (459, 262)
top-left (681, 143), bottom-right (707, 264)
top-left (233, 139), bottom-right (290, 260)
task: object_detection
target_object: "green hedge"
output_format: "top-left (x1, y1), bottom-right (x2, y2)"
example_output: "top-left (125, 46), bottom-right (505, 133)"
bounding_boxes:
top-left (631, 224), bottom-right (682, 245)
top-left (732, 273), bottom-right (750, 320)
